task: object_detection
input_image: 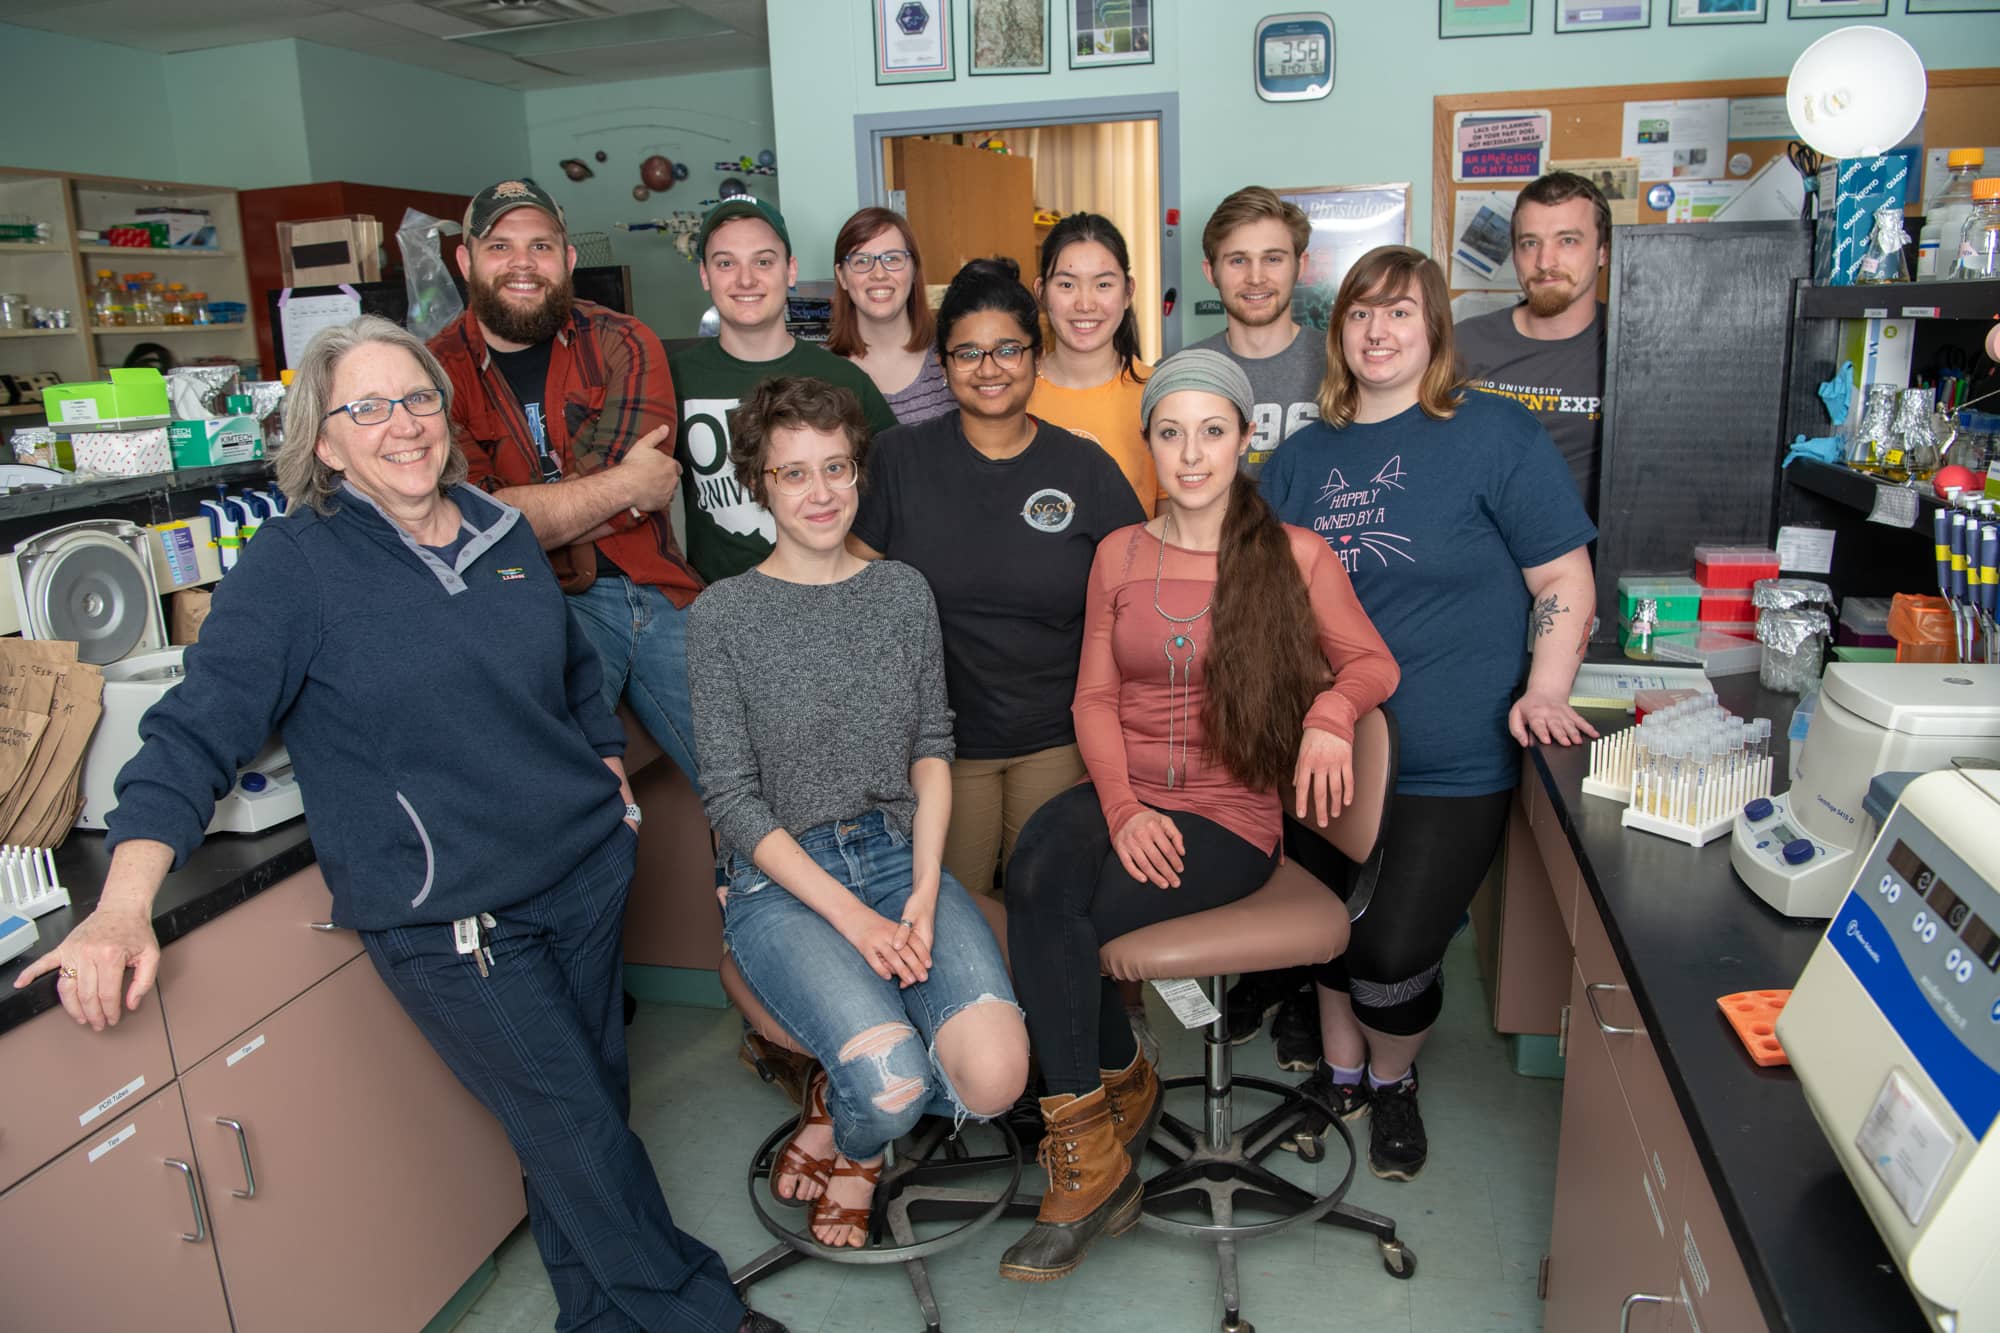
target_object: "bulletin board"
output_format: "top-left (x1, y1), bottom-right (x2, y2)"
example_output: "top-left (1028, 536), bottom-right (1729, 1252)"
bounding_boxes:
top-left (1433, 69), bottom-right (2000, 299)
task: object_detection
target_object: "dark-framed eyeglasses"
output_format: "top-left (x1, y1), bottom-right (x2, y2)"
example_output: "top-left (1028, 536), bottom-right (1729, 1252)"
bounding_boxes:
top-left (946, 341), bottom-right (1028, 370)
top-left (323, 389), bottom-right (446, 427)
top-left (841, 249), bottom-right (912, 274)
top-left (765, 456), bottom-right (861, 496)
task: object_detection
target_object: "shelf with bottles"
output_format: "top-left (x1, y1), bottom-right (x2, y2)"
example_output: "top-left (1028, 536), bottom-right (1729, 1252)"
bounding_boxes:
top-left (1794, 278), bottom-right (2000, 321)
top-left (0, 241), bottom-right (68, 255)
top-left (77, 245), bottom-right (235, 259)
top-left (0, 329), bottom-right (81, 340)
top-left (90, 324), bottom-right (248, 336)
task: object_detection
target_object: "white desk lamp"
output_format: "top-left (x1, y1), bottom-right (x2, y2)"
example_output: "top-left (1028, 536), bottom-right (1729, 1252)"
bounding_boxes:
top-left (1786, 25), bottom-right (1927, 158)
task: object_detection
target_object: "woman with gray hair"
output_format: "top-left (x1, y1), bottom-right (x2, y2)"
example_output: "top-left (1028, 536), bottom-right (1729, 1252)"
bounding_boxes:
top-left (15, 316), bottom-right (783, 1333)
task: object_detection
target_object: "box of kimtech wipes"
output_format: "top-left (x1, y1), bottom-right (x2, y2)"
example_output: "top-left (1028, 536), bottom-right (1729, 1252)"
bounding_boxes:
top-left (1814, 151), bottom-right (1917, 286)
top-left (169, 414), bottom-right (263, 468)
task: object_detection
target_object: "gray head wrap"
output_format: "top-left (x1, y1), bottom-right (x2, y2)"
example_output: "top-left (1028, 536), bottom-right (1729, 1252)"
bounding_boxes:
top-left (1139, 348), bottom-right (1256, 430)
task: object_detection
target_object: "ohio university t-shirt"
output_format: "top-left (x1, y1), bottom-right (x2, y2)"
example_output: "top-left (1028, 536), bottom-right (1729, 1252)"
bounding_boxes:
top-left (668, 337), bottom-right (897, 582)
top-left (852, 411), bottom-right (1146, 759)
top-left (1260, 392), bottom-right (1595, 797)
top-left (1453, 302), bottom-right (1606, 516)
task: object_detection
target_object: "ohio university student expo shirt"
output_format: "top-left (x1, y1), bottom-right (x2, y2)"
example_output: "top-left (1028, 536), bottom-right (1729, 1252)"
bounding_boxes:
top-left (1260, 393), bottom-right (1595, 798)
top-left (1453, 302), bottom-right (1607, 516)
top-left (668, 337), bottom-right (897, 582)
top-left (852, 411), bottom-right (1145, 760)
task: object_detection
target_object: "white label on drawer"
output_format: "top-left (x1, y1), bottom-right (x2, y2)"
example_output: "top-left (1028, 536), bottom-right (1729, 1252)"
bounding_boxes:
top-left (1683, 1221), bottom-right (1711, 1298)
top-left (1652, 1147), bottom-right (1667, 1191)
top-left (78, 1074), bottom-right (145, 1128)
top-left (1679, 1277), bottom-right (1703, 1333)
top-left (58, 398), bottom-right (99, 424)
top-left (1642, 1169), bottom-right (1664, 1238)
top-left (87, 1122), bottom-right (136, 1163)
top-left (226, 1033), bottom-right (266, 1067)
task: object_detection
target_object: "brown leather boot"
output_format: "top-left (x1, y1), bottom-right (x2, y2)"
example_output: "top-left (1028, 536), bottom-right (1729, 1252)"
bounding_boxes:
top-left (998, 1086), bottom-right (1143, 1282)
top-left (1101, 1051), bottom-right (1161, 1159)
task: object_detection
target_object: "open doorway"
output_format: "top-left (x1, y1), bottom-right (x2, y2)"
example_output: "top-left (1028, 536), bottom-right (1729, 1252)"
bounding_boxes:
top-left (883, 120), bottom-right (1162, 360)
top-left (856, 94), bottom-right (1181, 358)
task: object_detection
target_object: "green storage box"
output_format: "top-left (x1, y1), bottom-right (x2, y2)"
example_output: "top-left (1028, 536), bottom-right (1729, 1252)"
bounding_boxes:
top-left (1617, 575), bottom-right (1701, 626)
top-left (43, 368), bottom-right (170, 431)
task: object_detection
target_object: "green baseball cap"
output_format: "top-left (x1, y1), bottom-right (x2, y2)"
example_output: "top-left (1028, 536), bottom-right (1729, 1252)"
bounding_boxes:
top-left (463, 178), bottom-right (566, 239)
top-left (695, 197), bottom-right (791, 261)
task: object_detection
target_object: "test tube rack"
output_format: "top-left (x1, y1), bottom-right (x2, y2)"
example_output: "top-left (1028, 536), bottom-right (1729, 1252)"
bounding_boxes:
top-left (1582, 706), bottom-right (1773, 848)
top-left (1, 844), bottom-right (68, 920)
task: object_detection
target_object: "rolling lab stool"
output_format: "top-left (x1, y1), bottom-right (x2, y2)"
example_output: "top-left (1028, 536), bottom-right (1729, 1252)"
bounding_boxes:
top-left (723, 896), bottom-right (1033, 1333)
top-left (1100, 707), bottom-right (1414, 1333)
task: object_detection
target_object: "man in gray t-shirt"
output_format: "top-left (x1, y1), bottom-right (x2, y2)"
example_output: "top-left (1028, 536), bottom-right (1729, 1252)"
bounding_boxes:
top-left (1191, 187), bottom-right (1326, 476)
top-left (1454, 171), bottom-right (1612, 516)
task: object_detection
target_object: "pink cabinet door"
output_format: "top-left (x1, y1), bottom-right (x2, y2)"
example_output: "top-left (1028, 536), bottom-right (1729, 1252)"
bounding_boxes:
top-left (0, 989), bottom-right (174, 1187)
top-left (179, 955), bottom-right (525, 1333)
top-left (1545, 962), bottom-right (1681, 1333)
top-left (0, 1084), bottom-right (233, 1331)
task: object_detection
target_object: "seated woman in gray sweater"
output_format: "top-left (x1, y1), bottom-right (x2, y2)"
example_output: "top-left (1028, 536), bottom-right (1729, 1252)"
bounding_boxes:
top-left (687, 376), bottom-right (1029, 1249)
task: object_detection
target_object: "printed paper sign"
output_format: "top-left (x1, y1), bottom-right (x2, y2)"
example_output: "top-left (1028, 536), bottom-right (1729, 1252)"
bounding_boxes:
top-left (1453, 110), bottom-right (1551, 182)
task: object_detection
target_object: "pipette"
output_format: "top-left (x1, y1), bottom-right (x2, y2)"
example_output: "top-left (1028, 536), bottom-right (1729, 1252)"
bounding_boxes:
top-left (1951, 505), bottom-right (1973, 662)
top-left (1980, 511), bottom-right (1998, 663)
top-left (1936, 507), bottom-right (1959, 662)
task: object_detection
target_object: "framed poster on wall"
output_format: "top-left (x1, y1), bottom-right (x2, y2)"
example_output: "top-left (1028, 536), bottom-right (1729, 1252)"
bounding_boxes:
top-left (1439, 0), bottom-right (1532, 36)
top-left (1557, 1), bottom-right (1653, 30)
top-left (1906, 0), bottom-right (2000, 11)
top-left (1069, 0), bottom-right (1153, 68)
top-left (1275, 184), bottom-right (1411, 330)
top-left (1667, 0), bottom-right (1768, 23)
top-left (874, 0), bottom-right (953, 85)
top-left (1787, 0), bottom-right (1886, 15)
top-left (970, 0), bottom-right (1052, 75)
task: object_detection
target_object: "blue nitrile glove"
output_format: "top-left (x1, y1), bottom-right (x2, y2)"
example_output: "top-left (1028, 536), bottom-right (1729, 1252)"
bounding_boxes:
top-left (1817, 361), bottom-right (1854, 427)
top-left (1784, 435), bottom-right (1845, 468)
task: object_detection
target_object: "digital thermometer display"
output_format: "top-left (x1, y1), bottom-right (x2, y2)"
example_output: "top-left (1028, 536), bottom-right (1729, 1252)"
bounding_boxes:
top-left (1254, 12), bottom-right (1334, 103)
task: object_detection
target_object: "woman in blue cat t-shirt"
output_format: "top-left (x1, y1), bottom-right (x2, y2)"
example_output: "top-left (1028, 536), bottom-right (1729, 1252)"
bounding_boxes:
top-left (1260, 246), bottom-right (1597, 1184)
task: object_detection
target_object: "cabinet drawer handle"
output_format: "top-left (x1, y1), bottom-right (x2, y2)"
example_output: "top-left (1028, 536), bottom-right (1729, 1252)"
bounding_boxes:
top-left (165, 1158), bottom-right (207, 1243)
top-left (307, 921), bottom-right (341, 932)
top-left (1619, 1291), bottom-right (1670, 1332)
top-left (1584, 982), bottom-right (1642, 1036)
top-left (216, 1117), bottom-right (256, 1199)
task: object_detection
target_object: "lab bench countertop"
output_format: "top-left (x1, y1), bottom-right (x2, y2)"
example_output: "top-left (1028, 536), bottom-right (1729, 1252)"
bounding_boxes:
top-left (0, 821), bottom-right (316, 1037)
top-left (1535, 675), bottom-right (1926, 1333)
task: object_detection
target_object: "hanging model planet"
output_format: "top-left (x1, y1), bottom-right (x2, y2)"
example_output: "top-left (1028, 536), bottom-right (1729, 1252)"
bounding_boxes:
top-left (560, 158), bottom-right (593, 181)
top-left (717, 178), bottom-right (750, 200)
top-left (632, 184), bottom-right (651, 201)
top-left (594, 150), bottom-right (607, 163)
top-left (640, 155), bottom-right (676, 191)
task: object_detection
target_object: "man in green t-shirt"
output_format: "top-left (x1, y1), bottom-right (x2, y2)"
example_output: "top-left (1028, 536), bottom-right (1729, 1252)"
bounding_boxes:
top-left (670, 199), bottom-right (897, 581)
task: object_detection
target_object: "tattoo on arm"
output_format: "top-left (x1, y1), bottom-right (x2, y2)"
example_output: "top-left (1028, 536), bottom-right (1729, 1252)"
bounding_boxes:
top-left (1531, 593), bottom-right (1568, 641)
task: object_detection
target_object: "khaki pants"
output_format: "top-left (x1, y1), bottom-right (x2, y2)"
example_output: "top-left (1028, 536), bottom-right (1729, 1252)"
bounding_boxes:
top-left (943, 743), bottom-right (1085, 899)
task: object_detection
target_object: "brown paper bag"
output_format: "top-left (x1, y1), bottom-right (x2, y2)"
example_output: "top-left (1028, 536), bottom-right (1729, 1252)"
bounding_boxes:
top-left (0, 706), bottom-right (51, 818)
top-left (5, 665), bottom-right (103, 847)
top-left (170, 589), bottom-right (213, 645)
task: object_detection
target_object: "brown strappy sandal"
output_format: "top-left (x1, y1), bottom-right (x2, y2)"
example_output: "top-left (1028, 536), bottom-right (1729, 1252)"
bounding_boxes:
top-left (811, 1155), bottom-right (884, 1248)
top-left (768, 1068), bottom-right (835, 1208)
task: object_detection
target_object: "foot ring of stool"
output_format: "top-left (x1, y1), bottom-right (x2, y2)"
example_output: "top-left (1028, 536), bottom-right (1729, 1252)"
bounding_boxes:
top-left (1138, 1073), bottom-right (1359, 1244)
top-left (743, 1113), bottom-right (1024, 1267)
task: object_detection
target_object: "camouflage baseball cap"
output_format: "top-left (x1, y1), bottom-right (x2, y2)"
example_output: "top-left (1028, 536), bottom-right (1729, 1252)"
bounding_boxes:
top-left (463, 178), bottom-right (566, 239)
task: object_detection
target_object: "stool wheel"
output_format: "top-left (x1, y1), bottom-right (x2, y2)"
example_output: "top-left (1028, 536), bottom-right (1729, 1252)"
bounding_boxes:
top-left (1380, 1238), bottom-right (1417, 1279)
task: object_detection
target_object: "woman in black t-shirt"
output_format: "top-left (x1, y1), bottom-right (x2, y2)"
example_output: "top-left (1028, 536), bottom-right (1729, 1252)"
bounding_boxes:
top-left (850, 259), bottom-right (1145, 903)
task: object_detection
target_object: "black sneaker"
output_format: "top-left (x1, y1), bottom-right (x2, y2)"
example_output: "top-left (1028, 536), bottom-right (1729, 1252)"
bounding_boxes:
top-left (1367, 1070), bottom-right (1428, 1181)
top-left (1270, 989), bottom-right (1321, 1072)
top-left (1221, 970), bottom-right (1291, 1045)
top-left (1282, 1062), bottom-right (1369, 1158)
top-left (738, 1312), bottom-right (790, 1333)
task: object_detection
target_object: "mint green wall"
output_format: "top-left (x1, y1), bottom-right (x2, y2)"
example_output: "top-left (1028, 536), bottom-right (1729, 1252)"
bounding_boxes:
top-left (525, 67), bottom-right (777, 338)
top-left (297, 41), bottom-right (529, 195)
top-left (767, 0), bottom-right (2000, 347)
top-left (0, 24), bottom-right (177, 178)
top-left (168, 42), bottom-right (312, 189)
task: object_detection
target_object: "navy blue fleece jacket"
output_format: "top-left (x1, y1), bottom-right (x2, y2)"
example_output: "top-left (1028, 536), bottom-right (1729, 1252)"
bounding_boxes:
top-left (106, 483), bottom-right (627, 930)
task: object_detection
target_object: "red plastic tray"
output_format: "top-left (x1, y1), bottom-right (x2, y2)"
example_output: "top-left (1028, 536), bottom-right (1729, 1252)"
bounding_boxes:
top-left (1717, 989), bottom-right (1791, 1067)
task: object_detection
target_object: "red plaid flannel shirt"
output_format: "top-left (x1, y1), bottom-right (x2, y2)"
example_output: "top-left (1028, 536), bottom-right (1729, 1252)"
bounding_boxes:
top-left (431, 300), bottom-right (702, 606)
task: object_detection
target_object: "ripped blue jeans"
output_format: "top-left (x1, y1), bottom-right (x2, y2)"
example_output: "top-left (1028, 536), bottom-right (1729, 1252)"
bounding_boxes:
top-left (721, 810), bottom-right (1019, 1161)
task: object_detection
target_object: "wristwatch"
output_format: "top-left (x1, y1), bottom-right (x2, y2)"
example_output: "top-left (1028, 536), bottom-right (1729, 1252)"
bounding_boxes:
top-left (624, 802), bottom-right (643, 828)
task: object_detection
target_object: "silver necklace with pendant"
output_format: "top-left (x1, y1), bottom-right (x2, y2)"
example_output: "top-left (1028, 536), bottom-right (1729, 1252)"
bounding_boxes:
top-left (1153, 514), bottom-right (1212, 789)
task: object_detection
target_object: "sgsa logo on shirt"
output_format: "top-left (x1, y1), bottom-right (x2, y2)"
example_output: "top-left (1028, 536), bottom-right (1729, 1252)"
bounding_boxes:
top-left (1021, 488), bottom-right (1076, 533)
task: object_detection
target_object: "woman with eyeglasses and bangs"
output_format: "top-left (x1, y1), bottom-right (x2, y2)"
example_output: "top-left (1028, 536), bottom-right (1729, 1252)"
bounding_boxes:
top-left (827, 207), bottom-right (954, 425)
top-left (849, 258), bottom-right (1145, 903)
top-left (687, 375), bottom-right (1027, 1253)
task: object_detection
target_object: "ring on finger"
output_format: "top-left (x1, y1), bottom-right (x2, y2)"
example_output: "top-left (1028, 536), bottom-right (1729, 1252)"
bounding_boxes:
top-left (59, 964), bottom-right (78, 979)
